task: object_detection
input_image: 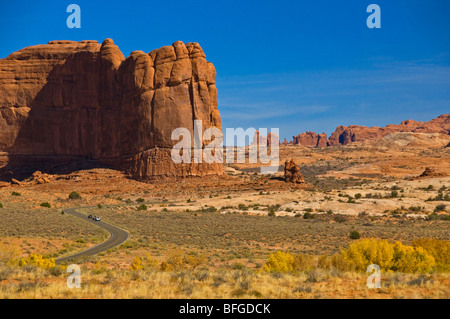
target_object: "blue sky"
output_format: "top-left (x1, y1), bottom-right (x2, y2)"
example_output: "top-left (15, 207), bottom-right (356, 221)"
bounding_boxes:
top-left (0, 0), bottom-right (449, 141)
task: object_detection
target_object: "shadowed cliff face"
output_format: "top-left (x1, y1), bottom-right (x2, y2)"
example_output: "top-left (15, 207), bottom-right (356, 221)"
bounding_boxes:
top-left (0, 39), bottom-right (222, 180)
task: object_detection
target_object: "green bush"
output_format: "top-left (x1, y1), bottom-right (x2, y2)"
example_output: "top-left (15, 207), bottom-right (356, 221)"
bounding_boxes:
top-left (11, 191), bottom-right (21, 196)
top-left (68, 191), bottom-right (81, 200)
top-left (349, 230), bottom-right (361, 240)
top-left (238, 204), bottom-right (248, 211)
top-left (137, 204), bottom-right (147, 211)
top-left (303, 212), bottom-right (314, 219)
top-left (40, 202), bottom-right (51, 208)
top-left (203, 206), bottom-right (217, 213)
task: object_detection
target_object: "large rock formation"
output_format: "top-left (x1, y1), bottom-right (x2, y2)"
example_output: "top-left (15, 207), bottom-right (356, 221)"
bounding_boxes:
top-left (0, 39), bottom-right (222, 180)
top-left (292, 131), bottom-right (327, 148)
top-left (288, 114), bottom-right (450, 147)
top-left (284, 159), bottom-right (304, 184)
top-left (327, 115), bottom-right (450, 146)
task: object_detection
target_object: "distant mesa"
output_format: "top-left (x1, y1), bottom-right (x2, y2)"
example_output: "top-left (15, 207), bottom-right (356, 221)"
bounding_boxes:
top-left (0, 39), bottom-right (222, 181)
top-left (287, 114), bottom-right (450, 147)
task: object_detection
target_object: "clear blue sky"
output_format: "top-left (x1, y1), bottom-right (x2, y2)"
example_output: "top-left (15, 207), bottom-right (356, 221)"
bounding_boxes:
top-left (1, 0), bottom-right (449, 141)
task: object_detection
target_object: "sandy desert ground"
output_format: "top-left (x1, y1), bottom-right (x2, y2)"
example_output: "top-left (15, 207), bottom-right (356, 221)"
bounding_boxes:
top-left (0, 138), bottom-right (449, 298)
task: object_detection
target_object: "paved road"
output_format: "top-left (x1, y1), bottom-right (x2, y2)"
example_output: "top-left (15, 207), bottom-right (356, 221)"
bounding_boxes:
top-left (56, 207), bottom-right (129, 264)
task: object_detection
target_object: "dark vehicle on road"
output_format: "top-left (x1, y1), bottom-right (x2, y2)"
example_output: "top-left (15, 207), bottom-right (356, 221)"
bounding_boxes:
top-left (88, 214), bottom-right (93, 219)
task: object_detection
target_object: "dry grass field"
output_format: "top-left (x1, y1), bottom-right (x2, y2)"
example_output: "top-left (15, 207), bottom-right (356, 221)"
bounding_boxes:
top-left (0, 142), bottom-right (449, 298)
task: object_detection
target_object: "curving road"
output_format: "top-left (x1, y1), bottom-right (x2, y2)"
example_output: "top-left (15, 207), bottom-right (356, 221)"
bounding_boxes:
top-left (56, 207), bottom-right (129, 264)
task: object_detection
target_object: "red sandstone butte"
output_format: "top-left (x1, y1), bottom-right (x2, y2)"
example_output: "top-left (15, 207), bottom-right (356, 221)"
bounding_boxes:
top-left (0, 39), bottom-right (222, 180)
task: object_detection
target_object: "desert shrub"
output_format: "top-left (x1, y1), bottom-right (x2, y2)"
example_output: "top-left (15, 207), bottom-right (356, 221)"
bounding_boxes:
top-left (408, 206), bottom-right (422, 213)
top-left (412, 238), bottom-right (450, 272)
top-left (238, 204), bottom-right (248, 211)
top-left (263, 252), bottom-right (316, 273)
top-left (145, 255), bottom-right (159, 269)
top-left (292, 253), bottom-right (314, 272)
top-left (160, 250), bottom-right (207, 271)
top-left (40, 202), bottom-right (51, 208)
top-left (303, 212), bottom-right (314, 219)
top-left (263, 251), bottom-right (295, 273)
top-left (202, 206), bottom-right (217, 213)
top-left (267, 209), bottom-right (276, 217)
top-left (18, 253), bottom-right (56, 269)
top-left (426, 213), bottom-right (440, 221)
top-left (68, 191), bottom-right (81, 200)
top-left (97, 204), bottom-right (103, 209)
top-left (137, 204), bottom-right (147, 211)
top-left (355, 193), bottom-right (362, 199)
top-left (0, 244), bottom-right (20, 265)
top-left (358, 211), bottom-right (368, 218)
top-left (130, 256), bottom-right (144, 271)
top-left (136, 198), bottom-right (145, 203)
top-left (0, 203), bottom-right (3, 208)
top-left (434, 204), bottom-right (446, 212)
top-left (11, 191), bottom-right (21, 196)
top-left (349, 230), bottom-right (361, 240)
top-left (232, 263), bottom-right (244, 270)
top-left (334, 215), bottom-right (348, 223)
top-left (317, 255), bottom-right (332, 270)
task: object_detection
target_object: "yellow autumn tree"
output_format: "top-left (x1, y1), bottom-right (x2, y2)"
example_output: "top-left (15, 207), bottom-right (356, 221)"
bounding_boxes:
top-left (339, 238), bottom-right (395, 272)
top-left (391, 242), bottom-right (435, 273)
top-left (336, 238), bottom-right (436, 273)
top-left (263, 251), bottom-right (295, 273)
top-left (412, 238), bottom-right (450, 272)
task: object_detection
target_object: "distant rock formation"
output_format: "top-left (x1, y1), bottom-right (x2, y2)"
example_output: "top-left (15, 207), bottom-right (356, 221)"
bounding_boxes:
top-left (418, 167), bottom-right (445, 178)
top-left (252, 130), bottom-right (280, 146)
top-left (292, 131), bottom-right (327, 148)
top-left (287, 114), bottom-right (450, 147)
top-left (284, 159), bottom-right (304, 184)
top-left (0, 39), bottom-right (222, 180)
